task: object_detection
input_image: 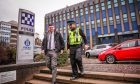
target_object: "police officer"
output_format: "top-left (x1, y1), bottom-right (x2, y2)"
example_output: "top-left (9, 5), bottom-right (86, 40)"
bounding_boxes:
top-left (67, 20), bottom-right (89, 80)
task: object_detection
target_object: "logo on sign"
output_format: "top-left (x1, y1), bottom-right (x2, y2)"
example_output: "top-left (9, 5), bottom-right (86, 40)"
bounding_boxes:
top-left (23, 39), bottom-right (31, 50)
top-left (24, 39), bottom-right (30, 46)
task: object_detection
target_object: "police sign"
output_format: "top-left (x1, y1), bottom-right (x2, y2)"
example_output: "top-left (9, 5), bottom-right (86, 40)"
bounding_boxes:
top-left (16, 9), bottom-right (35, 64)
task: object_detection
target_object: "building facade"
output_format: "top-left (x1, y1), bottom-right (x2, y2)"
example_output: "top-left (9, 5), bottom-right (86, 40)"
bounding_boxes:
top-left (0, 21), bottom-right (11, 46)
top-left (8, 21), bottom-right (18, 47)
top-left (45, 0), bottom-right (140, 48)
top-left (34, 33), bottom-right (42, 46)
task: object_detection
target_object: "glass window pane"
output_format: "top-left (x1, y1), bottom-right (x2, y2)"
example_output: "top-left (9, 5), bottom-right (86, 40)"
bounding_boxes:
top-left (101, 3), bottom-right (104, 6)
top-left (114, 3), bottom-right (118, 7)
top-left (138, 40), bottom-right (140, 46)
top-left (121, 1), bottom-right (125, 5)
top-left (129, 0), bottom-right (133, 3)
top-left (123, 14), bottom-right (127, 18)
top-left (107, 1), bottom-right (111, 5)
top-left (131, 12), bottom-right (135, 17)
top-left (114, 0), bottom-right (118, 3)
top-left (116, 15), bottom-right (120, 19)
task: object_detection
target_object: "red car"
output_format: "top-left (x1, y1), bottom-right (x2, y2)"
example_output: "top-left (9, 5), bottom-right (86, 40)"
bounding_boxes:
top-left (98, 39), bottom-right (140, 64)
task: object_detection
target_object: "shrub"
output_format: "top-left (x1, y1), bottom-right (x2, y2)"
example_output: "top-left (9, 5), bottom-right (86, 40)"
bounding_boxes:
top-left (57, 50), bottom-right (69, 67)
top-left (0, 45), bottom-right (8, 64)
top-left (34, 53), bottom-right (45, 62)
top-left (7, 47), bottom-right (16, 64)
top-left (0, 42), bottom-right (16, 65)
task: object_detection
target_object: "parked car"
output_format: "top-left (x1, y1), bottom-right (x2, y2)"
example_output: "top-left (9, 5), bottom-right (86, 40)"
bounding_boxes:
top-left (85, 44), bottom-right (112, 58)
top-left (98, 39), bottom-right (140, 64)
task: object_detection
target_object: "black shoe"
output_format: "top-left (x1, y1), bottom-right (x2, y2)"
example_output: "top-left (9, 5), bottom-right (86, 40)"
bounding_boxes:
top-left (52, 81), bottom-right (57, 84)
top-left (80, 71), bottom-right (84, 75)
top-left (70, 76), bottom-right (79, 80)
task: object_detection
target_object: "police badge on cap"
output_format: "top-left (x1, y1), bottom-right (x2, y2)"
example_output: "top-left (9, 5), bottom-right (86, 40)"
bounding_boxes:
top-left (67, 20), bottom-right (76, 24)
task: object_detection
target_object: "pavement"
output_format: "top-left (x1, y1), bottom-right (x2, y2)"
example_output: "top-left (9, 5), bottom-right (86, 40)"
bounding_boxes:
top-left (58, 56), bottom-right (140, 74)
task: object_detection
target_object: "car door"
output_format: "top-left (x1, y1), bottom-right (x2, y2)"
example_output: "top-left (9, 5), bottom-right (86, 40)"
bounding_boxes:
top-left (95, 45), bottom-right (106, 55)
top-left (90, 46), bottom-right (97, 56)
top-left (115, 40), bottom-right (136, 60)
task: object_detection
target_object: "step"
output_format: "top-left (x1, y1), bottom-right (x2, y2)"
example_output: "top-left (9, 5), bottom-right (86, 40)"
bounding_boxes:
top-left (40, 68), bottom-right (140, 82)
top-left (25, 79), bottom-right (51, 84)
top-left (33, 73), bottom-right (132, 84)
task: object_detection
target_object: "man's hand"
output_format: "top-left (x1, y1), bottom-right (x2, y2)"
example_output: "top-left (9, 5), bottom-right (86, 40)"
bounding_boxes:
top-left (41, 50), bottom-right (44, 53)
top-left (60, 50), bottom-right (63, 54)
top-left (85, 45), bottom-right (89, 50)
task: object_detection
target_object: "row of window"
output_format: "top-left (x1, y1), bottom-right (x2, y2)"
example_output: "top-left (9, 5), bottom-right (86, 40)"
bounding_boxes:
top-left (0, 27), bottom-right (11, 31)
top-left (47, 0), bottom-right (137, 23)
top-left (0, 32), bottom-right (11, 36)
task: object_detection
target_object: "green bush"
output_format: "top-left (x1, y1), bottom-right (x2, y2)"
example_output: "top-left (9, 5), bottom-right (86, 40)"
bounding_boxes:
top-left (7, 47), bottom-right (16, 64)
top-left (0, 45), bottom-right (8, 64)
top-left (57, 50), bottom-right (69, 67)
top-left (0, 43), bottom-right (16, 65)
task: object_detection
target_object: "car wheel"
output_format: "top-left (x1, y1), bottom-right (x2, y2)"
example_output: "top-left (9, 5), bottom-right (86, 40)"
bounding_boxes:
top-left (106, 55), bottom-right (116, 64)
top-left (86, 52), bottom-right (90, 58)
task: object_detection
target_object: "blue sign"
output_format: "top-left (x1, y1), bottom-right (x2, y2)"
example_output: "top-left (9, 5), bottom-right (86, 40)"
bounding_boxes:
top-left (24, 39), bottom-right (30, 46)
top-left (23, 39), bottom-right (31, 50)
top-left (21, 12), bottom-right (34, 27)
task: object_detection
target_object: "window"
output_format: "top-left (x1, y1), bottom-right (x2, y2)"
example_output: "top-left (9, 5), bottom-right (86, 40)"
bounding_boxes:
top-left (91, 21), bottom-right (95, 28)
top-left (129, 0), bottom-right (133, 4)
top-left (114, 3), bottom-right (118, 7)
top-left (76, 10), bottom-right (78, 16)
top-left (121, 41), bottom-right (136, 48)
top-left (63, 13), bottom-right (66, 20)
top-left (71, 11), bottom-right (74, 18)
top-left (131, 12), bottom-right (136, 21)
top-left (95, 4), bottom-right (99, 12)
top-left (114, 0), bottom-right (118, 3)
top-left (80, 9), bottom-right (83, 15)
top-left (67, 12), bottom-right (70, 19)
top-left (90, 6), bottom-right (93, 13)
top-left (121, 1), bottom-right (125, 5)
top-left (85, 7), bottom-right (88, 14)
top-left (101, 3), bottom-right (105, 10)
top-left (138, 40), bottom-right (140, 46)
top-left (96, 45), bottom-right (106, 49)
top-left (59, 15), bottom-right (62, 21)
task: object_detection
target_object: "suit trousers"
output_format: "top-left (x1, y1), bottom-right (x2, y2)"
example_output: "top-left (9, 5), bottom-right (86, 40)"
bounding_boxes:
top-left (70, 47), bottom-right (83, 77)
top-left (45, 50), bottom-right (57, 84)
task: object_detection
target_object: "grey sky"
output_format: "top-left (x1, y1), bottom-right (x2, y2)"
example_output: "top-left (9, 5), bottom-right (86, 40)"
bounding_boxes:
top-left (0, 0), bottom-right (85, 39)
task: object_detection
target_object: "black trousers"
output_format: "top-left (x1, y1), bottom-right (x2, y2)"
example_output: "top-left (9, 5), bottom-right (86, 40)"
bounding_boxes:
top-left (70, 46), bottom-right (83, 77)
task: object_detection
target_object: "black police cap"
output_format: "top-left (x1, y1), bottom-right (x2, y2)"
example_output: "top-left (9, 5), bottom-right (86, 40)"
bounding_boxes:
top-left (67, 20), bottom-right (76, 24)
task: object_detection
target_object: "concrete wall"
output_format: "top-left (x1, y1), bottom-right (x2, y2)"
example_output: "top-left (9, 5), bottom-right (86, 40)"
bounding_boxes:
top-left (0, 62), bottom-right (46, 84)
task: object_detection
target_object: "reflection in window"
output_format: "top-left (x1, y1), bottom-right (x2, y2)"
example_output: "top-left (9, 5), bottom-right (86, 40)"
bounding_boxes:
top-left (138, 40), bottom-right (140, 46)
top-left (121, 41), bottom-right (136, 48)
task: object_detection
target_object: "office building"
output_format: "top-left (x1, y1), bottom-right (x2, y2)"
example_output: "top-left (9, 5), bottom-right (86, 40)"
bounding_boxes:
top-left (45, 0), bottom-right (140, 48)
top-left (0, 21), bottom-right (11, 46)
top-left (8, 21), bottom-right (18, 47)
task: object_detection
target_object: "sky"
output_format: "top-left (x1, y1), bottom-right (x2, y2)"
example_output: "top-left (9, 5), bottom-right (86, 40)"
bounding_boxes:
top-left (0, 0), bottom-right (85, 39)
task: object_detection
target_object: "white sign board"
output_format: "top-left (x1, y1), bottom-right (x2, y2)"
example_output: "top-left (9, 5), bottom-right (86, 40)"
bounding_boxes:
top-left (0, 71), bottom-right (16, 84)
top-left (16, 9), bottom-right (35, 64)
top-left (17, 35), bottom-right (34, 60)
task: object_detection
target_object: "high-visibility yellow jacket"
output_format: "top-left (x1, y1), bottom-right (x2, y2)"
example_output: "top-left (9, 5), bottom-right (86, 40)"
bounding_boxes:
top-left (69, 27), bottom-right (82, 45)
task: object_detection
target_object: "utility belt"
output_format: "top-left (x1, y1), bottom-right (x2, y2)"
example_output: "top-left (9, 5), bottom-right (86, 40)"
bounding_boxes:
top-left (70, 44), bottom-right (82, 48)
top-left (47, 49), bottom-right (55, 51)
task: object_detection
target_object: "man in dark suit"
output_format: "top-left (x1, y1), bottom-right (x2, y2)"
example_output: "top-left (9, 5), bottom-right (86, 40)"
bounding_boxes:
top-left (42, 24), bottom-right (64, 84)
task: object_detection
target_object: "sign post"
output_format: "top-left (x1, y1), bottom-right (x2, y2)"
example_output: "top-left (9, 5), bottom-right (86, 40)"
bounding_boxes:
top-left (16, 9), bottom-right (35, 64)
